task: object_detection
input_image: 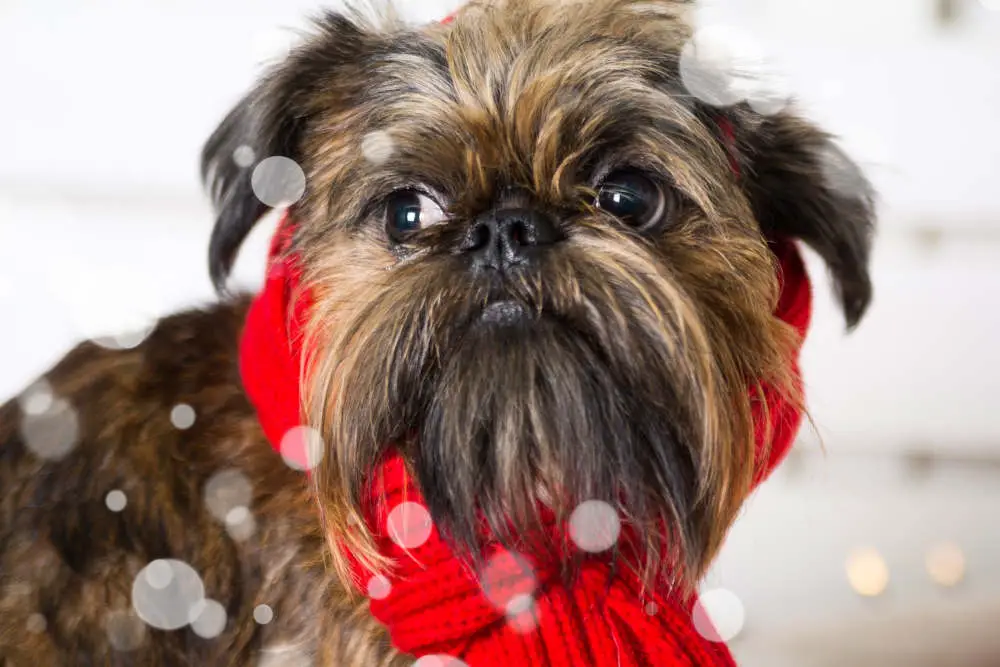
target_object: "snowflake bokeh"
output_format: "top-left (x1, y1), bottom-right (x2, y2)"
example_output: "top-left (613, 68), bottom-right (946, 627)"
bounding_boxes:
top-left (233, 145), bottom-right (257, 168)
top-left (131, 559), bottom-right (206, 631)
top-left (189, 599), bottom-right (228, 639)
top-left (224, 507), bottom-right (257, 542)
top-left (386, 501), bottom-right (434, 550)
top-left (105, 609), bottom-right (147, 652)
top-left (251, 156), bottom-right (307, 208)
top-left (367, 574), bottom-right (392, 600)
top-left (18, 379), bottom-right (54, 416)
top-left (26, 613), bottom-right (47, 634)
top-left (568, 500), bottom-right (621, 553)
top-left (204, 468), bottom-right (253, 523)
top-left (105, 489), bottom-right (127, 512)
top-left (19, 396), bottom-right (79, 461)
top-left (253, 604), bottom-right (274, 625)
top-left (692, 588), bottom-right (745, 643)
top-left (279, 426), bottom-right (326, 472)
top-left (679, 25), bottom-right (790, 115)
top-left (361, 130), bottom-right (396, 165)
top-left (170, 404), bottom-right (196, 430)
top-left (478, 550), bottom-right (538, 614)
top-left (504, 593), bottom-right (539, 634)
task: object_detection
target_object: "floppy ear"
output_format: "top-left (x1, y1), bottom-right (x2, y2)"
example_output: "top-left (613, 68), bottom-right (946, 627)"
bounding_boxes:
top-left (725, 110), bottom-right (876, 329)
top-left (201, 13), bottom-right (368, 292)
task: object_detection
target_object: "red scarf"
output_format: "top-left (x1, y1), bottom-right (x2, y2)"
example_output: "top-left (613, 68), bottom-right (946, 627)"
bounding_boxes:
top-left (239, 213), bottom-right (811, 666)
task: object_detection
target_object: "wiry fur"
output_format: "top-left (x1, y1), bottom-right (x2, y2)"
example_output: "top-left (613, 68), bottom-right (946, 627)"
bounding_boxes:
top-left (2, 0), bottom-right (875, 664)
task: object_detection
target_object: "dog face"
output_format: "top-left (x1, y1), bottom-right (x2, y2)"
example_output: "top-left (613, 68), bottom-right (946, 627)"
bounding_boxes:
top-left (202, 0), bottom-right (874, 588)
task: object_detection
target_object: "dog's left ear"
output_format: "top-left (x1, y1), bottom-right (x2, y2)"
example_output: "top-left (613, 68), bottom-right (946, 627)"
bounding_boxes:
top-left (722, 109), bottom-right (876, 328)
top-left (201, 13), bottom-right (369, 292)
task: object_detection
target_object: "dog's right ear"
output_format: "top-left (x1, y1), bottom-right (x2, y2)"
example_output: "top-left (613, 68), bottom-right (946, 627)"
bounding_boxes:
top-left (201, 13), bottom-right (368, 292)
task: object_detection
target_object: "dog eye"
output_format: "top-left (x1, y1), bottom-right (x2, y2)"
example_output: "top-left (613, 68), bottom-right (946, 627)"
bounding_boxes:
top-left (595, 170), bottom-right (668, 230)
top-left (386, 189), bottom-right (446, 241)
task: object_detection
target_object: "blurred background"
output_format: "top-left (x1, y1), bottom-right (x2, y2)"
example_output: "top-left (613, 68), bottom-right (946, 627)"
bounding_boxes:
top-left (1, 0), bottom-right (999, 665)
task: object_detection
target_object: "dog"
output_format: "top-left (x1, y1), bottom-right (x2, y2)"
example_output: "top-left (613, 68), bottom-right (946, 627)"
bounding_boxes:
top-left (0, 0), bottom-right (874, 664)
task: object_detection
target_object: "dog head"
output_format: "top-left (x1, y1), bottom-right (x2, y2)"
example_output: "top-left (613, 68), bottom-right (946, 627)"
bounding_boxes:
top-left (202, 0), bottom-right (874, 589)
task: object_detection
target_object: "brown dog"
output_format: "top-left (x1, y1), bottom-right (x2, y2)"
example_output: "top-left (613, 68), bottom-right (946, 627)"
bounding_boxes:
top-left (0, 1), bottom-right (874, 664)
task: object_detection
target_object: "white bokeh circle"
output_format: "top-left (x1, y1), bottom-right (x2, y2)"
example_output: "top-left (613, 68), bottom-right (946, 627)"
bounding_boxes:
top-left (106, 490), bottom-right (128, 512)
top-left (386, 502), bottom-right (434, 550)
top-left (26, 613), bottom-right (47, 634)
top-left (19, 397), bottom-right (79, 461)
top-left (233, 145), bottom-right (257, 168)
top-left (225, 507), bottom-right (257, 542)
top-left (251, 156), bottom-right (307, 208)
top-left (18, 379), bottom-right (54, 416)
top-left (204, 469), bottom-right (253, 523)
top-left (253, 604), bottom-right (274, 625)
top-left (367, 574), bottom-right (392, 600)
top-left (478, 550), bottom-right (538, 613)
top-left (926, 542), bottom-right (966, 587)
top-left (189, 599), bottom-right (227, 639)
top-left (131, 559), bottom-right (206, 631)
top-left (568, 500), bottom-right (621, 553)
top-left (692, 588), bottom-right (745, 642)
top-left (846, 547), bottom-right (890, 597)
top-left (679, 25), bottom-right (789, 115)
top-left (279, 426), bottom-right (326, 472)
top-left (505, 593), bottom-right (539, 634)
top-left (170, 404), bottom-right (196, 430)
top-left (361, 131), bottom-right (396, 165)
top-left (105, 610), bottom-right (147, 652)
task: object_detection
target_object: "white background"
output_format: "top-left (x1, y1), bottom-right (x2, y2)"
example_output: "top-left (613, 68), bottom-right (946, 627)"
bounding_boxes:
top-left (2, 1), bottom-right (999, 665)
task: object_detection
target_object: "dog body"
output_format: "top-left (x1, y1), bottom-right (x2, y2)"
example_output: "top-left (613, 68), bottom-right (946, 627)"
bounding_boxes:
top-left (0, 1), bottom-right (874, 664)
top-left (0, 301), bottom-right (406, 665)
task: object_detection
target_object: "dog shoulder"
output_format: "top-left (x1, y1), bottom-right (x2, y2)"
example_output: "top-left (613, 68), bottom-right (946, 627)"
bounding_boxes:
top-left (0, 298), bottom-right (340, 665)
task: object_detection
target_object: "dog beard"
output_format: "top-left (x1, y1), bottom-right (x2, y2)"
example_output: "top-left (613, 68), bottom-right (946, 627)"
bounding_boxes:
top-left (304, 219), bottom-right (762, 587)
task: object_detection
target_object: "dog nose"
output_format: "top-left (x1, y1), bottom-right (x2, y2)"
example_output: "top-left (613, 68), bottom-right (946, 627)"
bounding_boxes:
top-left (462, 208), bottom-right (562, 271)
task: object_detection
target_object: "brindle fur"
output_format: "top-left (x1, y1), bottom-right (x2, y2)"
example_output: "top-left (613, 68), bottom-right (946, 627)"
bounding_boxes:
top-left (1, 0), bottom-right (875, 664)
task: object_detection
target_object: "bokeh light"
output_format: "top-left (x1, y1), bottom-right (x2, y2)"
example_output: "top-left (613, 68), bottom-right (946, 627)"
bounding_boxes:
top-left (170, 404), bottom-right (196, 430)
top-left (692, 588), bottom-right (745, 643)
top-left (105, 489), bottom-right (128, 512)
top-left (131, 559), bottom-right (206, 631)
top-left (568, 500), bottom-right (621, 553)
top-left (253, 604), bottom-right (274, 625)
top-left (105, 610), bottom-right (147, 652)
top-left (386, 501), bottom-right (434, 550)
top-left (478, 550), bottom-right (538, 613)
top-left (204, 468), bottom-right (253, 523)
top-left (189, 599), bottom-right (227, 639)
top-left (361, 130), bottom-right (396, 165)
top-left (233, 145), bottom-right (256, 168)
top-left (925, 541), bottom-right (966, 588)
top-left (846, 547), bottom-right (890, 597)
top-left (251, 156), bottom-right (306, 208)
top-left (367, 574), bottom-right (392, 600)
top-left (279, 426), bottom-right (325, 472)
top-left (20, 396), bottom-right (79, 461)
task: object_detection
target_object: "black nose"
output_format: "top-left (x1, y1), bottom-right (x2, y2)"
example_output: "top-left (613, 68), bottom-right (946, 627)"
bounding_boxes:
top-left (462, 208), bottom-right (562, 271)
